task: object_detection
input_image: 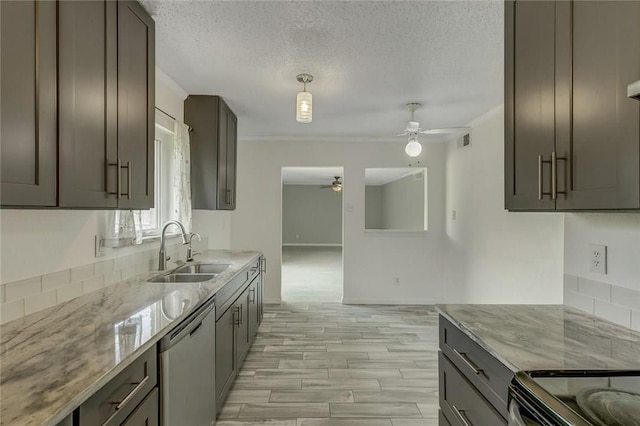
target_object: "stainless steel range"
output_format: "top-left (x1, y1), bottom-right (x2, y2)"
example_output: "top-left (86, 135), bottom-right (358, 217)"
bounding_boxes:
top-left (508, 370), bottom-right (640, 426)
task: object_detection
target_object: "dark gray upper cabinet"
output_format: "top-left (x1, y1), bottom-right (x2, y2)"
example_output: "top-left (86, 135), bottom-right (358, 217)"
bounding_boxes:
top-left (185, 95), bottom-right (238, 210)
top-left (58, 0), bottom-right (118, 208)
top-left (59, 0), bottom-right (154, 209)
top-left (116, 0), bottom-right (155, 210)
top-left (0, 0), bottom-right (57, 207)
top-left (2, 0), bottom-right (154, 209)
top-left (505, 0), bottom-right (640, 211)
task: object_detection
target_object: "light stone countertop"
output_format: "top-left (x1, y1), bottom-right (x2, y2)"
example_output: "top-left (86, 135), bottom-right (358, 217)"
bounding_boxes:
top-left (437, 304), bottom-right (640, 373)
top-left (0, 250), bottom-right (261, 426)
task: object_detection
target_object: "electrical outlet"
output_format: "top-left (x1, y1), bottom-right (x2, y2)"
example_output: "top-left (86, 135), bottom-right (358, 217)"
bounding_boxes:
top-left (393, 277), bottom-right (400, 286)
top-left (95, 235), bottom-right (106, 258)
top-left (589, 244), bottom-right (607, 274)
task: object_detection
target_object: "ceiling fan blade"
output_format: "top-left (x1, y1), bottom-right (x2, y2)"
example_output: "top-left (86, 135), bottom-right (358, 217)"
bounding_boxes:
top-left (420, 127), bottom-right (470, 135)
top-left (395, 131), bottom-right (410, 137)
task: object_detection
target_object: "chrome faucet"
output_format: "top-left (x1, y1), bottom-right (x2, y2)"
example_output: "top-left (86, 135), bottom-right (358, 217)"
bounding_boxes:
top-left (186, 232), bottom-right (202, 262)
top-left (158, 220), bottom-right (189, 270)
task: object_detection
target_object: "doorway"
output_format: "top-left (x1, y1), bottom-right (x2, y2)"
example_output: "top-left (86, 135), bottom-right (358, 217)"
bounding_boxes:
top-left (281, 167), bottom-right (344, 302)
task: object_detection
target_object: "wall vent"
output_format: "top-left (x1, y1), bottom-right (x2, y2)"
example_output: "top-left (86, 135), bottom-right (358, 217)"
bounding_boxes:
top-left (462, 133), bottom-right (471, 147)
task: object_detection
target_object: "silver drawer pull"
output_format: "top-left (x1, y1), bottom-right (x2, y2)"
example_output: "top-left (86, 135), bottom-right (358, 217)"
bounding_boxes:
top-left (108, 375), bottom-right (150, 411)
top-left (453, 349), bottom-right (483, 375)
top-left (452, 404), bottom-right (472, 426)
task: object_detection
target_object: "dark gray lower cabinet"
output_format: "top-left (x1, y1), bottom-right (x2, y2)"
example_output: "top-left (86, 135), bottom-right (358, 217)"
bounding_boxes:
top-left (438, 315), bottom-right (511, 425)
top-left (215, 262), bottom-right (264, 413)
top-left (121, 387), bottom-right (158, 426)
top-left (79, 346), bottom-right (158, 426)
top-left (215, 304), bottom-right (237, 410)
top-left (236, 287), bottom-right (251, 365)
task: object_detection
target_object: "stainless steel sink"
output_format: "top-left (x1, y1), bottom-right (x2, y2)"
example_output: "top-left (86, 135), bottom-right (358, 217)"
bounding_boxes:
top-left (175, 263), bottom-right (231, 274)
top-left (148, 274), bottom-right (216, 283)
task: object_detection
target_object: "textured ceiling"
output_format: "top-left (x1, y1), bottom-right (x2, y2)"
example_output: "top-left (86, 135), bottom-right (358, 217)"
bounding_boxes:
top-left (142, 1), bottom-right (503, 141)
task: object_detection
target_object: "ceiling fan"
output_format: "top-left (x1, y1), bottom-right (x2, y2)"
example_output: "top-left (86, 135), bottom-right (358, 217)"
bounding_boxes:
top-left (396, 103), bottom-right (470, 157)
top-left (320, 176), bottom-right (343, 192)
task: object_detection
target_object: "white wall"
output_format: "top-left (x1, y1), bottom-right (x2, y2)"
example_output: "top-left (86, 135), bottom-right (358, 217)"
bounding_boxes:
top-left (442, 106), bottom-right (565, 303)
top-left (0, 68), bottom-right (230, 285)
top-left (564, 213), bottom-right (640, 292)
top-left (282, 185), bottom-right (343, 245)
top-left (231, 139), bottom-right (447, 304)
top-left (381, 172), bottom-right (426, 230)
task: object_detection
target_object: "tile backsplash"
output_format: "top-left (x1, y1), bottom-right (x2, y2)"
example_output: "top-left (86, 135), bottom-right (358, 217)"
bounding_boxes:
top-left (0, 237), bottom-right (208, 324)
top-left (564, 274), bottom-right (640, 332)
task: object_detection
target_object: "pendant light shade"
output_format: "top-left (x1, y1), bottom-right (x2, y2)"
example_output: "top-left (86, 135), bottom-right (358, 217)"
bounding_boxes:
top-left (405, 136), bottom-right (422, 157)
top-left (296, 74), bottom-right (313, 123)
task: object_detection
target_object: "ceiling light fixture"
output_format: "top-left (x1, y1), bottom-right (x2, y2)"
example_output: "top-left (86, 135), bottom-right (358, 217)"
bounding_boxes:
top-left (405, 135), bottom-right (422, 157)
top-left (296, 73), bottom-right (313, 123)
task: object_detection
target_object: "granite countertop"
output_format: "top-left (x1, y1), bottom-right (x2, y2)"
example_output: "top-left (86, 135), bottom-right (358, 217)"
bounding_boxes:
top-left (437, 304), bottom-right (640, 373)
top-left (0, 250), bottom-right (261, 426)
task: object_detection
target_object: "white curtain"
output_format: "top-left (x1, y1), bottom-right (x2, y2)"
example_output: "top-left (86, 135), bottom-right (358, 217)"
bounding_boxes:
top-left (105, 210), bottom-right (143, 247)
top-left (104, 119), bottom-right (192, 247)
top-left (171, 121), bottom-right (192, 232)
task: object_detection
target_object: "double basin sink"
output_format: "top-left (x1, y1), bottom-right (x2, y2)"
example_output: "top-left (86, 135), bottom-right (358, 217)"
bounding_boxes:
top-left (149, 263), bottom-right (231, 283)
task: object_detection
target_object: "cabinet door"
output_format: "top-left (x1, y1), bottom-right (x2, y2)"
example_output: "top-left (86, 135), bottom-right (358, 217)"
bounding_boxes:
top-left (226, 109), bottom-right (238, 209)
top-left (121, 387), bottom-right (158, 426)
top-left (248, 277), bottom-right (260, 341)
top-left (505, 0), bottom-right (557, 211)
top-left (116, 0), bottom-right (155, 209)
top-left (235, 288), bottom-right (251, 366)
top-left (215, 305), bottom-right (237, 411)
top-left (217, 100), bottom-right (231, 209)
top-left (1, 0), bottom-right (57, 207)
top-left (185, 95), bottom-right (221, 210)
top-left (555, 1), bottom-right (640, 210)
top-left (58, 0), bottom-right (118, 208)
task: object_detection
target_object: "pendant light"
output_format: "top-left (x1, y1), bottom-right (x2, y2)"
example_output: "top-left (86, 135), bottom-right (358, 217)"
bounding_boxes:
top-left (405, 135), bottom-right (422, 157)
top-left (296, 73), bottom-right (313, 123)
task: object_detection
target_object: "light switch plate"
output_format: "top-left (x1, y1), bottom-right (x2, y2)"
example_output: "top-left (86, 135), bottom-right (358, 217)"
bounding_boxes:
top-left (589, 244), bottom-right (607, 274)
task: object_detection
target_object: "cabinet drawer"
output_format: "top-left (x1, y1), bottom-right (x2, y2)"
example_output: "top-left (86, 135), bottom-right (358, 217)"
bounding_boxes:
top-left (215, 271), bottom-right (248, 319)
top-left (439, 315), bottom-right (512, 417)
top-left (248, 258), bottom-right (260, 280)
top-left (79, 346), bottom-right (157, 426)
top-left (439, 352), bottom-right (506, 426)
top-left (121, 387), bottom-right (158, 426)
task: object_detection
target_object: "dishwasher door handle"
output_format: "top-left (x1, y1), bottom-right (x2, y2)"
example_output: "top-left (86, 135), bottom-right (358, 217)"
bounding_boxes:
top-left (162, 303), bottom-right (214, 350)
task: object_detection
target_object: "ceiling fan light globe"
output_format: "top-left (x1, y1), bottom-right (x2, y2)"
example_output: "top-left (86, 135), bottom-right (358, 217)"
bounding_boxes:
top-left (331, 185), bottom-right (342, 192)
top-left (405, 140), bottom-right (422, 157)
top-left (296, 91), bottom-right (312, 123)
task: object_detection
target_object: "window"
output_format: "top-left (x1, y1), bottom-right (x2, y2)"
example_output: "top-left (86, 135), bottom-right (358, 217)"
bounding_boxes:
top-left (109, 108), bottom-right (192, 244)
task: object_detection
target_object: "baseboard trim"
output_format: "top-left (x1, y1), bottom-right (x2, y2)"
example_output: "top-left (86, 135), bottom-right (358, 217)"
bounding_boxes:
top-left (282, 243), bottom-right (343, 247)
top-left (264, 298), bottom-right (282, 305)
top-left (341, 298), bottom-right (441, 305)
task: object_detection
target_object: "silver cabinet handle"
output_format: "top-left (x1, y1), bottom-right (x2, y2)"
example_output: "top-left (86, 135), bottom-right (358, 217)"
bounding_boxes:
top-left (249, 288), bottom-right (256, 304)
top-left (451, 404), bottom-right (472, 426)
top-left (234, 306), bottom-right (241, 326)
top-left (105, 375), bottom-right (150, 425)
top-left (537, 155), bottom-right (543, 200)
top-left (118, 161), bottom-right (132, 200)
top-left (261, 257), bottom-right (267, 274)
top-left (126, 161), bottom-right (132, 200)
top-left (453, 349), bottom-right (483, 375)
top-left (107, 160), bottom-right (122, 198)
top-left (551, 151), bottom-right (557, 200)
top-left (551, 151), bottom-right (567, 200)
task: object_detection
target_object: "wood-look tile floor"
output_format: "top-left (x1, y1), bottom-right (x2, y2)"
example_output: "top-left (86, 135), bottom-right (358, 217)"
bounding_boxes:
top-left (217, 302), bottom-right (439, 426)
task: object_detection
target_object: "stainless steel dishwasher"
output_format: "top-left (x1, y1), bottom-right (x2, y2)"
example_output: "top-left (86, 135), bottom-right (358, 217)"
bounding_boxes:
top-left (160, 298), bottom-right (216, 426)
